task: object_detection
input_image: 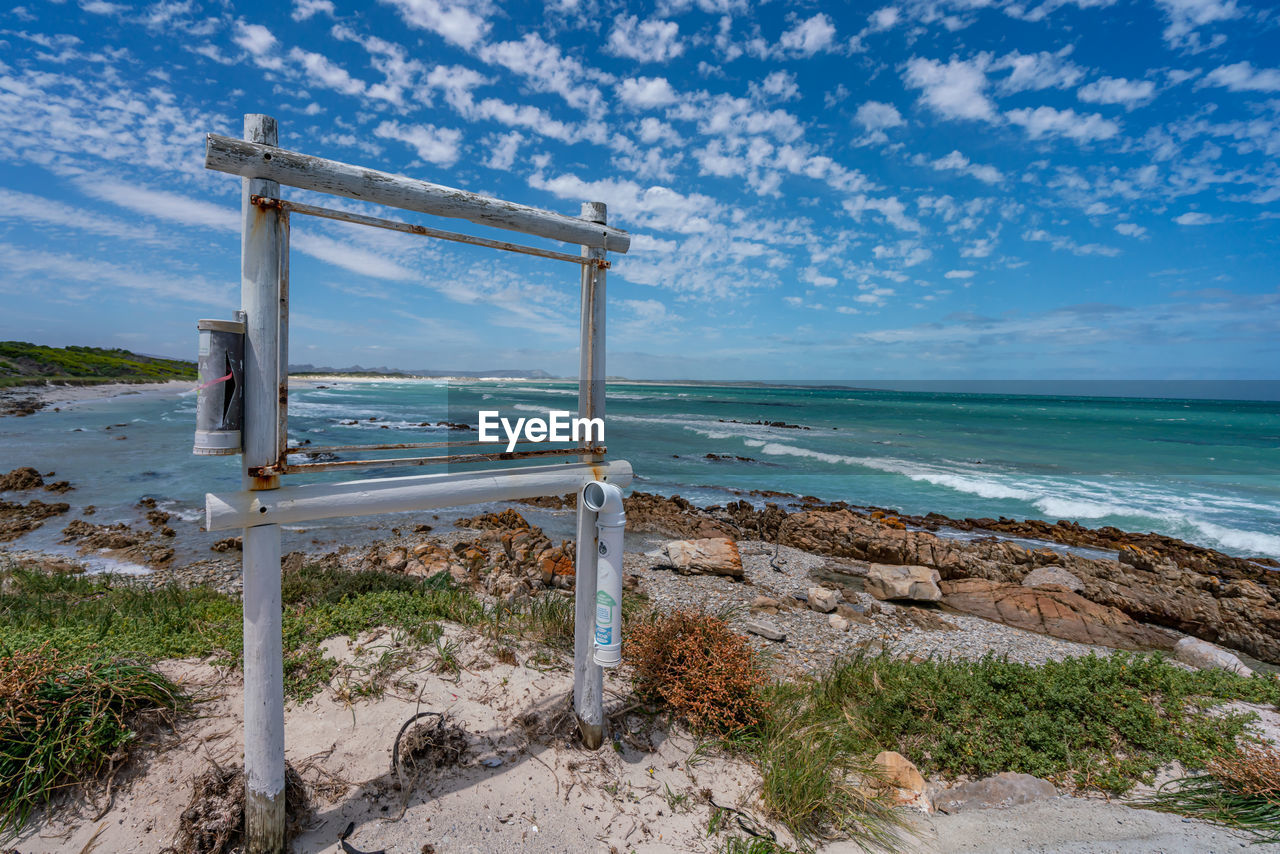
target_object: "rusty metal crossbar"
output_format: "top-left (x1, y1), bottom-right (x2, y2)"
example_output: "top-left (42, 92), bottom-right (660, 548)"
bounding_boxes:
top-left (251, 195), bottom-right (610, 269)
top-left (252, 444), bottom-right (604, 476)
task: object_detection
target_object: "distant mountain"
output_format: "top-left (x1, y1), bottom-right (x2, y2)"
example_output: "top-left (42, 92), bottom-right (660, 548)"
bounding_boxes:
top-left (288, 363), bottom-right (556, 379)
top-left (0, 342), bottom-right (196, 387)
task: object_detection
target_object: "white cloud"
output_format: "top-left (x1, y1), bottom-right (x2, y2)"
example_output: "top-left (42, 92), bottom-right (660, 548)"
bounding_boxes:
top-left (1023, 228), bottom-right (1121, 255)
top-left (0, 187), bottom-right (164, 243)
top-left (758, 70), bottom-right (799, 101)
top-left (232, 21), bottom-right (283, 70)
top-left (484, 131), bottom-right (523, 171)
top-left (779, 13), bottom-right (837, 56)
top-left (927, 150), bottom-right (1003, 184)
top-left (617, 76), bottom-right (679, 109)
top-left (0, 242), bottom-right (233, 308)
top-left (903, 55), bottom-right (996, 121)
top-left (374, 120), bottom-right (463, 166)
top-left (1203, 62), bottom-right (1280, 92)
top-left (80, 1), bottom-right (125, 15)
top-left (1115, 222), bottom-right (1147, 237)
top-left (1006, 106), bottom-right (1119, 142)
top-left (1078, 76), bottom-right (1157, 108)
top-left (944, 270), bottom-right (976, 279)
top-left (477, 33), bottom-right (603, 111)
top-left (292, 0), bottom-right (335, 21)
top-left (289, 47), bottom-right (367, 96)
top-left (380, 0), bottom-right (493, 49)
top-left (992, 49), bottom-right (1083, 94)
top-left (1154, 0), bottom-right (1240, 50)
top-left (607, 16), bottom-right (684, 63)
top-left (76, 177), bottom-right (238, 231)
top-left (1174, 211), bottom-right (1221, 224)
top-left (855, 100), bottom-right (904, 130)
top-left (868, 6), bottom-right (901, 30)
top-left (530, 172), bottom-right (722, 234)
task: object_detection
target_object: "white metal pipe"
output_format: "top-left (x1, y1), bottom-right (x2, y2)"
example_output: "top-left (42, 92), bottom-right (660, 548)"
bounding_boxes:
top-left (206, 134), bottom-right (632, 253)
top-left (582, 482), bottom-right (625, 668)
top-left (205, 460), bottom-right (633, 531)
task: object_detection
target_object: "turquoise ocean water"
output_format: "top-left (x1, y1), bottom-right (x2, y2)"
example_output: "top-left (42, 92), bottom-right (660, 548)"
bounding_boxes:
top-left (1, 380), bottom-right (1277, 567)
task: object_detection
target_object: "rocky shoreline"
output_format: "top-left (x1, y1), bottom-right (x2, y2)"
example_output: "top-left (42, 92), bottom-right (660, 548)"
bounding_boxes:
top-left (3, 461), bottom-right (1277, 676)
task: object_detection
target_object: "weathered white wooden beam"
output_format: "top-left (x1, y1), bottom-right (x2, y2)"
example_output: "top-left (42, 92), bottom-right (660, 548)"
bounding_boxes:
top-left (205, 460), bottom-right (633, 531)
top-left (206, 134), bottom-right (631, 253)
top-left (574, 201), bottom-right (609, 750)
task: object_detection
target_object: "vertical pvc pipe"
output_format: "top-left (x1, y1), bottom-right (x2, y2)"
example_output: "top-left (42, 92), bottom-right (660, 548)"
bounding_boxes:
top-left (240, 113), bottom-right (286, 854)
top-left (582, 482), bottom-right (625, 667)
top-left (573, 200), bottom-right (607, 749)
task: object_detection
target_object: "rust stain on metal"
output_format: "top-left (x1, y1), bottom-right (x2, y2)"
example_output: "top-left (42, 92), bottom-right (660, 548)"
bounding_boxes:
top-left (249, 473), bottom-right (279, 490)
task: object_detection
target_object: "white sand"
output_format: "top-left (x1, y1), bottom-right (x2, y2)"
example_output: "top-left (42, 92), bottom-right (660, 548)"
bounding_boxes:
top-left (18, 623), bottom-right (1272, 854)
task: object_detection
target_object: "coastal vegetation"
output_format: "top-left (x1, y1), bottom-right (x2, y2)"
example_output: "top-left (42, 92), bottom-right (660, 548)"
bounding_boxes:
top-left (626, 608), bottom-right (1280, 847)
top-left (0, 341), bottom-right (195, 388)
top-left (3, 556), bottom-right (1279, 848)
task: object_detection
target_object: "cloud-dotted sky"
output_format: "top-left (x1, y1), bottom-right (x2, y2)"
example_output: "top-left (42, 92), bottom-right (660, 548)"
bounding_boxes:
top-left (0, 0), bottom-right (1277, 379)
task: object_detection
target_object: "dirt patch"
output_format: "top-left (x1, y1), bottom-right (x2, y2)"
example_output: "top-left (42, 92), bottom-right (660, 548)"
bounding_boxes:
top-left (167, 762), bottom-right (311, 854)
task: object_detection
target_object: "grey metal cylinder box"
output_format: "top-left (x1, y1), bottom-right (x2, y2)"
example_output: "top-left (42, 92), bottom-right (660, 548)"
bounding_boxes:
top-left (194, 318), bottom-right (246, 455)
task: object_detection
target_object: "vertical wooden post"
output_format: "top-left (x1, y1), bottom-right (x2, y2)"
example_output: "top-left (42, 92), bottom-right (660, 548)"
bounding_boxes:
top-left (240, 113), bottom-right (286, 854)
top-left (573, 201), bottom-right (608, 749)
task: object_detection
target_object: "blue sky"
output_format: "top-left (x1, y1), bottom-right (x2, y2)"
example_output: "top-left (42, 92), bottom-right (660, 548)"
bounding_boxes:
top-left (0, 0), bottom-right (1277, 381)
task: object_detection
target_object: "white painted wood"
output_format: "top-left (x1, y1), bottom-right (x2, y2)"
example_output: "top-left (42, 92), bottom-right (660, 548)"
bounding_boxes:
top-left (239, 113), bottom-right (286, 854)
top-left (574, 200), bottom-right (608, 749)
top-left (205, 460), bottom-right (633, 531)
top-left (207, 134), bottom-right (631, 253)
top-left (242, 523), bottom-right (285, 854)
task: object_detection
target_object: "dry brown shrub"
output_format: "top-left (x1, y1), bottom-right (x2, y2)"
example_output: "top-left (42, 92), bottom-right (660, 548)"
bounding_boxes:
top-left (1209, 744), bottom-right (1280, 797)
top-left (626, 609), bottom-right (767, 732)
top-left (167, 762), bottom-right (310, 854)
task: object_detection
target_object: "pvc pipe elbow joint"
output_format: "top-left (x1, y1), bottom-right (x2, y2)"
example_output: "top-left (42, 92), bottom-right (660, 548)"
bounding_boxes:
top-left (582, 480), bottom-right (625, 527)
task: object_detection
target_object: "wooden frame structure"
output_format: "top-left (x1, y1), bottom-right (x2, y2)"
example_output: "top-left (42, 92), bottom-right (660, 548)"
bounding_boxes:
top-left (201, 114), bottom-right (631, 853)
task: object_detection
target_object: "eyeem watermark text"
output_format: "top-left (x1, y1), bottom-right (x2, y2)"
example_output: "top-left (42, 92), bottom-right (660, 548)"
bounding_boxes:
top-left (478, 410), bottom-right (604, 452)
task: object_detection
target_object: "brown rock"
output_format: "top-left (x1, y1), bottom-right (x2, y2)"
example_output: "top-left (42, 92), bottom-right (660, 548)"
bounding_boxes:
top-left (866, 564), bottom-right (943, 602)
top-left (0, 498), bottom-right (70, 542)
top-left (211, 536), bottom-right (243, 553)
top-left (871, 751), bottom-right (928, 809)
top-left (0, 467), bottom-right (44, 491)
top-left (940, 578), bottom-right (1177, 650)
top-left (651, 538), bottom-right (743, 577)
top-left (623, 492), bottom-right (735, 539)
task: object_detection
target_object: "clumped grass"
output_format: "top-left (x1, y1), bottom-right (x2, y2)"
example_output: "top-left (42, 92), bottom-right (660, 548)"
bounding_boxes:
top-left (0, 644), bottom-right (187, 835)
top-left (768, 652), bottom-right (1280, 796)
top-left (1142, 744), bottom-right (1280, 843)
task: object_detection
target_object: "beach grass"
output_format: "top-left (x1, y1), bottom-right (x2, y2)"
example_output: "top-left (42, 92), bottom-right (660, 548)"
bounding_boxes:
top-left (1140, 743), bottom-right (1280, 843)
top-left (0, 645), bottom-right (187, 837)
